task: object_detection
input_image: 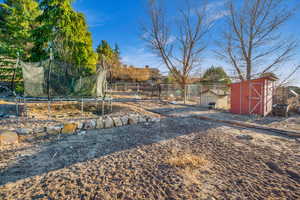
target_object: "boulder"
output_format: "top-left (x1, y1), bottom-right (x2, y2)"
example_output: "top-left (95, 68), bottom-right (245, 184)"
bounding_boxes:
top-left (78, 130), bottom-right (87, 136)
top-left (75, 121), bottom-right (84, 129)
top-left (47, 126), bottom-right (62, 135)
top-left (16, 128), bottom-right (32, 135)
top-left (138, 116), bottom-right (147, 123)
top-left (121, 116), bottom-right (129, 126)
top-left (83, 120), bottom-right (96, 130)
top-left (104, 117), bottom-right (114, 128)
top-left (96, 117), bottom-right (104, 129)
top-left (128, 115), bottom-right (139, 125)
top-left (148, 117), bottom-right (160, 123)
top-left (33, 127), bottom-right (46, 134)
top-left (36, 132), bottom-right (47, 137)
top-left (61, 123), bottom-right (77, 134)
top-left (0, 130), bottom-right (19, 145)
top-left (112, 117), bottom-right (123, 127)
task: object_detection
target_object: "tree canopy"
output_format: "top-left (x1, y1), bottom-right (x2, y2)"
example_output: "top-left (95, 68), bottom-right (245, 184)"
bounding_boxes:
top-left (31, 0), bottom-right (97, 76)
top-left (201, 66), bottom-right (231, 85)
top-left (96, 40), bottom-right (120, 66)
top-left (0, 0), bottom-right (41, 62)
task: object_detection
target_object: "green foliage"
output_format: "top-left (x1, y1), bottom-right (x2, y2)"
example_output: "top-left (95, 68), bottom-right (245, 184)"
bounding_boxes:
top-left (164, 72), bottom-right (176, 84)
top-left (201, 66), bottom-right (231, 85)
top-left (15, 82), bottom-right (24, 94)
top-left (96, 40), bottom-right (120, 66)
top-left (32, 0), bottom-right (97, 76)
top-left (0, 0), bottom-right (41, 61)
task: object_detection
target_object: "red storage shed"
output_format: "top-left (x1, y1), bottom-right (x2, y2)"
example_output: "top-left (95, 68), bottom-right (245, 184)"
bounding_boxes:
top-left (230, 75), bottom-right (278, 116)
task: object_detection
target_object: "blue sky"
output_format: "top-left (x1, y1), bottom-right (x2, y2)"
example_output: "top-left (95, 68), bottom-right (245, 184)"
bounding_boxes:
top-left (72, 0), bottom-right (300, 85)
top-left (1, 0), bottom-right (299, 84)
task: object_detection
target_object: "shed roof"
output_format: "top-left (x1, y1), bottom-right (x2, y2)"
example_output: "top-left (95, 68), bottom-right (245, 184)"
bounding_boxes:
top-left (200, 89), bottom-right (228, 97)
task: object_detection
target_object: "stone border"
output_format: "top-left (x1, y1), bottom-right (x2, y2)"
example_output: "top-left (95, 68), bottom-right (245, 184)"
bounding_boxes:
top-left (1, 114), bottom-right (160, 145)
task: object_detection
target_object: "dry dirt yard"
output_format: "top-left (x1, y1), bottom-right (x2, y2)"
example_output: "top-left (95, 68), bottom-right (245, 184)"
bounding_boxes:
top-left (0, 100), bottom-right (300, 200)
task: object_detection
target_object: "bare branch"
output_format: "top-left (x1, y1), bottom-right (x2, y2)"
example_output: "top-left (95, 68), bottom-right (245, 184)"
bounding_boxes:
top-left (142, 0), bottom-right (211, 103)
top-left (216, 0), bottom-right (299, 81)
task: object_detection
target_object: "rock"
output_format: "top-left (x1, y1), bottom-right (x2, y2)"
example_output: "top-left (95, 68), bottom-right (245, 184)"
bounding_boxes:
top-left (138, 116), bottom-right (147, 123)
top-left (16, 128), bottom-right (32, 135)
top-left (74, 121), bottom-right (84, 129)
top-left (128, 115), bottom-right (139, 125)
top-left (36, 132), bottom-right (47, 137)
top-left (83, 120), bottom-right (96, 130)
top-left (47, 126), bottom-right (62, 135)
top-left (61, 123), bottom-right (77, 134)
top-left (0, 130), bottom-right (19, 145)
top-left (121, 116), bottom-right (129, 126)
top-left (33, 127), bottom-right (46, 134)
top-left (96, 117), bottom-right (104, 129)
top-left (236, 134), bottom-right (253, 140)
top-left (78, 130), bottom-right (87, 136)
top-left (112, 117), bottom-right (123, 127)
top-left (104, 117), bottom-right (114, 128)
top-left (148, 117), bottom-right (160, 123)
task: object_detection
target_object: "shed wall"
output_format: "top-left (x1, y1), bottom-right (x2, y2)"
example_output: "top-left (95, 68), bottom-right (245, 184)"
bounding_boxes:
top-left (230, 77), bottom-right (274, 116)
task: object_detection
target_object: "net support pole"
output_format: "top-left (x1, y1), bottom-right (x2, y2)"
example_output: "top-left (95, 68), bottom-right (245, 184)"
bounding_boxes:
top-left (81, 97), bottom-right (84, 118)
top-left (102, 99), bottom-right (105, 116)
top-left (15, 97), bottom-right (19, 127)
top-left (47, 47), bottom-right (53, 101)
top-left (48, 100), bottom-right (51, 120)
top-left (11, 52), bottom-right (20, 93)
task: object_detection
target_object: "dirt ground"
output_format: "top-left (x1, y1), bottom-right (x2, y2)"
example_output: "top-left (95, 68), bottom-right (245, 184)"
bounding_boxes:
top-left (0, 100), bottom-right (300, 200)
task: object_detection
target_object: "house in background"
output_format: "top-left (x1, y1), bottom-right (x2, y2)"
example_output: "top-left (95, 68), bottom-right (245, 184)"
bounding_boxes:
top-left (274, 87), bottom-right (299, 111)
top-left (199, 89), bottom-right (229, 109)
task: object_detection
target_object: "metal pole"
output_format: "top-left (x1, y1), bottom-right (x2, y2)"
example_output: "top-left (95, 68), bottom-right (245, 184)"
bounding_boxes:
top-left (102, 100), bottom-right (104, 116)
top-left (48, 100), bottom-right (51, 119)
top-left (15, 97), bottom-right (19, 127)
top-left (11, 52), bottom-right (20, 92)
top-left (81, 97), bottom-right (84, 118)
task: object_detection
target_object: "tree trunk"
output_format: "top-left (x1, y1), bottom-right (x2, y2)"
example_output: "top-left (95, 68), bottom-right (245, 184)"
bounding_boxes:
top-left (246, 61), bottom-right (252, 80)
top-left (184, 85), bottom-right (187, 104)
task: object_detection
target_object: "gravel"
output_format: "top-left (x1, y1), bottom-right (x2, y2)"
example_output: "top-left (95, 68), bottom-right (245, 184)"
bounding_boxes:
top-left (0, 100), bottom-right (299, 199)
top-left (0, 116), bottom-right (299, 199)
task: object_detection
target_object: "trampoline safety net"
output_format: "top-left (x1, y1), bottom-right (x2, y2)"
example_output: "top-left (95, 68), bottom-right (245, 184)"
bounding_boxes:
top-left (20, 60), bottom-right (107, 98)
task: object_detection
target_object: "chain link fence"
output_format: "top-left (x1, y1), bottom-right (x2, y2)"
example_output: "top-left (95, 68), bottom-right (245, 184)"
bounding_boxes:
top-left (109, 83), bottom-right (230, 107)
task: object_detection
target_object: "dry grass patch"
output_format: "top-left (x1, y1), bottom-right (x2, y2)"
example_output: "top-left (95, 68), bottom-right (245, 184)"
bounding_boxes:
top-left (166, 153), bottom-right (211, 187)
top-left (167, 153), bottom-right (209, 170)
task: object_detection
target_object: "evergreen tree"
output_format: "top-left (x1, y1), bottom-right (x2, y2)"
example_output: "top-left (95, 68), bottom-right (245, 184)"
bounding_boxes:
top-left (0, 0), bottom-right (41, 61)
top-left (32, 0), bottom-right (97, 75)
top-left (96, 40), bottom-right (117, 63)
top-left (201, 66), bottom-right (231, 85)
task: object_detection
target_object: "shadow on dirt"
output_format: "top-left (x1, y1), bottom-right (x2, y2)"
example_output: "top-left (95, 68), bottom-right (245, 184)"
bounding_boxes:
top-left (0, 116), bottom-right (219, 186)
top-left (1, 104), bottom-right (298, 186)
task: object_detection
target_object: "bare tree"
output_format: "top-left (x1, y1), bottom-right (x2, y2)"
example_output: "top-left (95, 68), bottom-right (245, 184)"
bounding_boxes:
top-left (142, 0), bottom-right (211, 103)
top-left (216, 0), bottom-right (299, 81)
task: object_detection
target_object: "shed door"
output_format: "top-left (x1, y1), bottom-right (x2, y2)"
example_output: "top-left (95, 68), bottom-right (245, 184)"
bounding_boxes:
top-left (249, 82), bottom-right (263, 115)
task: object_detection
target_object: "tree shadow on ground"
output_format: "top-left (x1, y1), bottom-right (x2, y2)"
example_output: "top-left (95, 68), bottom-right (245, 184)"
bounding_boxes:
top-left (0, 116), bottom-right (220, 186)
